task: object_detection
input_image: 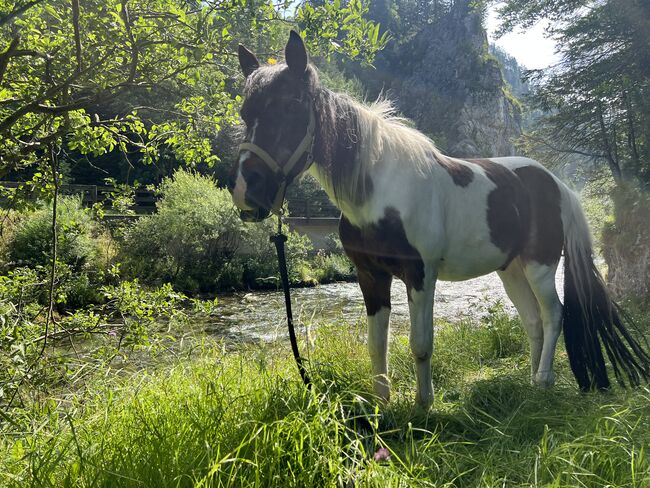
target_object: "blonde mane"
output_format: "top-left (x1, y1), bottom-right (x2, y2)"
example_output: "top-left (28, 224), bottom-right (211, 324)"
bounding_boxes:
top-left (315, 88), bottom-right (446, 205)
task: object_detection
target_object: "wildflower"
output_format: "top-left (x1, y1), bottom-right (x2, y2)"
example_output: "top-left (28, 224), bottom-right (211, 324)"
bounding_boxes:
top-left (373, 447), bottom-right (391, 462)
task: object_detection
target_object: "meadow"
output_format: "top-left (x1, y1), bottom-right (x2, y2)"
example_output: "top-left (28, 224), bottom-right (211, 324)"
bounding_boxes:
top-left (2, 303), bottom-right (649, 487)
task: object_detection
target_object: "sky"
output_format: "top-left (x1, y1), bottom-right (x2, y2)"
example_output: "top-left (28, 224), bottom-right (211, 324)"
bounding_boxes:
top-left (486, 5), bottom-right (560, 70)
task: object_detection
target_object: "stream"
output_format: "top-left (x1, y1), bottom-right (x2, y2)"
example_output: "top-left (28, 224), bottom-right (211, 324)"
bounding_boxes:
top-left (207, 264), bottom-right (564, 342)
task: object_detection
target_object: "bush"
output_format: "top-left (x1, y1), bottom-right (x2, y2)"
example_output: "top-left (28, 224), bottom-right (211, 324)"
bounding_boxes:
top-left (8, 196), bottom-right (100, 270)
top-left (121, 169), bottom-right (312, 293)
top-left (4, 197), bottom-right (112, 308)
top-left (311, 251), bottom-right (355, 283)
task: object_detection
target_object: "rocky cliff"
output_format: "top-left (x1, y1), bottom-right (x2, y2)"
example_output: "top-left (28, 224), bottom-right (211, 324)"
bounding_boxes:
top-left (347, 0), bottom-right (522, 158)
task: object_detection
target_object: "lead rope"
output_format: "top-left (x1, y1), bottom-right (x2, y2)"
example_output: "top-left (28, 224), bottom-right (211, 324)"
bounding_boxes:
top-left (270, 214), bottom-right (312, 389)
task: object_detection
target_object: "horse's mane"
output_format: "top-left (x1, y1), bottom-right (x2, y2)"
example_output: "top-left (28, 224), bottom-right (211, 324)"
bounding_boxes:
top-left (309, 66), bottom-right (444, 205)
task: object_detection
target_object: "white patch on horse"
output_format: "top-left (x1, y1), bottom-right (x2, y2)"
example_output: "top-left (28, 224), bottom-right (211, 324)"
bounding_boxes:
top-left (368, 306), bottom-right (391, 401)
top-left (522, 261), bottom-right (562, 388)
top-left (232, 120), bottom-right (259, 210)
top-left (407, 280), bottom-right (435, 407)
top-left (232, 172), bottom-right (252, 209)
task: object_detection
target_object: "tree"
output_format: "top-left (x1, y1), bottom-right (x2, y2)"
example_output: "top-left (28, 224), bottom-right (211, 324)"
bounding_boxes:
top-left (0, 0), bottom-right (386, 194)
top-left (496, 0), bottom-right (650, 186)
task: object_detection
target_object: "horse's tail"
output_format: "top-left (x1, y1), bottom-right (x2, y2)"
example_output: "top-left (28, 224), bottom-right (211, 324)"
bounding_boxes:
top-left (561, 187), bottom-right (650, 390)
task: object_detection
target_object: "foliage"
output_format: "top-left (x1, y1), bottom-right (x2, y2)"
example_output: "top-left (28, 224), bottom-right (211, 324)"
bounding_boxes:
top-left (0, 0), bottom-right (386, 189)
top-left (6, 195), bottom-right (98, 269)
top-left (602, 185), bottom-right (650, 300)
top-left (2, 195), bottom-right (115, 308)
top-left (121, 169), bottom-right (312, 293)
top-left (3, 305), bottom-right (650, 486)
top-left (311, 250), bottom-right (355, 283)
top-left (297, 0), bottom-right (389, 62)
top-left (0, 271), bottom-right (188, 410)
top-left (499, 0), bottom-right (650, 187)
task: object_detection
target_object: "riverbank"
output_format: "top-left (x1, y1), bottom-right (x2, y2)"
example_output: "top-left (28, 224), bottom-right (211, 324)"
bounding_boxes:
top-left (2, 304), bottom-right (650, 486)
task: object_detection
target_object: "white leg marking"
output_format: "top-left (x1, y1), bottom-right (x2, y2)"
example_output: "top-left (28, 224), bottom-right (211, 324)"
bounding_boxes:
top-left (498, 260), bottom-right (543, 381)
top-left (524, 262), bottom-right (562, 388)
top-left (408, 272), bottom-right (436, 408)
top-left (368, 306), bottom-right (391, 401)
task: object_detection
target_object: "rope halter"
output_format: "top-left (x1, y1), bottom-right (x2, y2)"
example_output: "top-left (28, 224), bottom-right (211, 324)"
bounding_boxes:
top-left (238, 105), bottom-right (316, 214)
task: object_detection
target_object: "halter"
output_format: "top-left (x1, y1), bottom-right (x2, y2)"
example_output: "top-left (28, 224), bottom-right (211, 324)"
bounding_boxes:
top-left (238, 105), bottom-right (316, 214)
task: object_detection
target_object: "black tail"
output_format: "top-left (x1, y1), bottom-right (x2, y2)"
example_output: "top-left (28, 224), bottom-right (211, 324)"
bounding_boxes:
top-left (563, 251), bottom-right (650, 390)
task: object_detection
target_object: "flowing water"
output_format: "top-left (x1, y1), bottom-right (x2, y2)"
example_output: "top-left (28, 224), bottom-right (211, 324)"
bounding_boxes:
top-left (207, 264), bottom-right (564, 342)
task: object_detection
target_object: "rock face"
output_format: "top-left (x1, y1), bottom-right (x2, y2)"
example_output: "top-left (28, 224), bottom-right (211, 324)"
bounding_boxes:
top-left (350, 0), bottom-right (522, 158)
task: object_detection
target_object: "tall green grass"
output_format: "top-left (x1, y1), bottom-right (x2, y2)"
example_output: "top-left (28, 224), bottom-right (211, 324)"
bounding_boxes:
top-left (2, 307), bottom-right (650, 487)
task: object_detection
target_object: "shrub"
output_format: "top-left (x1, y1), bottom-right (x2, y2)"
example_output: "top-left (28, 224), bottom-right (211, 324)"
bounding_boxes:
top-left (8, 195), bottom-right (100, 270)
top-left (4, 196), bottom-right (111, 308)
top-left (121, 169), bottom-right (312, 293)
top-left (312, 251), bottom-right (355, 283)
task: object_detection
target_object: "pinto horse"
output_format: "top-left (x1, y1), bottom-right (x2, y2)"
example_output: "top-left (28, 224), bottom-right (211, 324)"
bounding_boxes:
top-left (230, 31), bottom-right (650, 406)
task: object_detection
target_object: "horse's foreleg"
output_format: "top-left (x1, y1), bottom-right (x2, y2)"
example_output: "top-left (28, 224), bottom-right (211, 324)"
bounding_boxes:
top-left (408, 270), bottom-right (436, 408)
top-left (358, 269), bottom-right (393, 402)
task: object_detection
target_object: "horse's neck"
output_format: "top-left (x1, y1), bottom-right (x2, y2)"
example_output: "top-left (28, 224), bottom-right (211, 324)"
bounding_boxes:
top-left (306, 163), bottom-right (356, 216)
top-left (308, 91), bottom-right (371, 222)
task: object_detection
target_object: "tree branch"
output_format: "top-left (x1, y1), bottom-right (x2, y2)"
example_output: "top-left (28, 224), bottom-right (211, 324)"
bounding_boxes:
top-left (120, 0), bottom-right (138, 83)
top-left (0, 50), bottom-right (113, 134)
top-left (0, 35), bottom-right (20, 85)
top-left (71, 0), bottom-right (82, 74)
top-left (0, 0), bottom-right (45, 28)
top-left (39, 144), bottom-right (58, 359)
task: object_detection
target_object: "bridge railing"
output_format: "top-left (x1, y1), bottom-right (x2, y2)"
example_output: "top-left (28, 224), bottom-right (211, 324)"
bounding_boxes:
top-left (1, 181), bottom-right (340, 219)
top-left (286, 195), bottom-right (340, 219)
top-left (1, 181), bottom-right (157, 213)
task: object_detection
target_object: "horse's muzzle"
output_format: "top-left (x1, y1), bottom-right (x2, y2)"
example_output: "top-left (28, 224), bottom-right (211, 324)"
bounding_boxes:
top-left (240, 208), bottom-right (270, 222)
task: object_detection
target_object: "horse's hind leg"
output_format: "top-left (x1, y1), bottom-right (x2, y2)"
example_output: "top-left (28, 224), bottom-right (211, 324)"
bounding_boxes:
top-left (357, 268), bottom-right (393, 402)
top-left (523, 260), bottom-right (563, 387)
top-left (498, 259), bottom-right (543, 381)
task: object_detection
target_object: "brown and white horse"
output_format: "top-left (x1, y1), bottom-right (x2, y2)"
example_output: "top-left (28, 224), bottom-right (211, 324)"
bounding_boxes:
top-left (229, 32), bottom-right (650, 407)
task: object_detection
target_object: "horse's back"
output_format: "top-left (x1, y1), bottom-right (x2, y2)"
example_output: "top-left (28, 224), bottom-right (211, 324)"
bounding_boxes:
top-left (434, 156), bottom-right (565, 279)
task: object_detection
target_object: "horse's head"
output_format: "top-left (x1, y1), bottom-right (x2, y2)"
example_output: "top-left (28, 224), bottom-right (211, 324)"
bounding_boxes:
top-left (229, 31), bottom-right (316, 222)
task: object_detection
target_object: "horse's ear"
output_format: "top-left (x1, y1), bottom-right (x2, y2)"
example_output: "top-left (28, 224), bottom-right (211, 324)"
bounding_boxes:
top-left (285, 30), bottom-right (308, 76)
top-left (238, 44), bottom-right (260, 78)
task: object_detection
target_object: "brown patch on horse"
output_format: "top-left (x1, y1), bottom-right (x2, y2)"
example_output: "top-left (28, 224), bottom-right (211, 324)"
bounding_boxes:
top-left (436, 156), bottom-right (474, 187)
top-left (514, 166), bottom-right (564, 265)
top-left (467, 159), bottom-right (530, 269)
top-left (339, 207), bottom-right (425, 315)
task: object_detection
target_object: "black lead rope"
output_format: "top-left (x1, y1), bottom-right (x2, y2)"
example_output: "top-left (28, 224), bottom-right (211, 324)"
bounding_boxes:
top-left (270, 216), bottom-right (312, 389)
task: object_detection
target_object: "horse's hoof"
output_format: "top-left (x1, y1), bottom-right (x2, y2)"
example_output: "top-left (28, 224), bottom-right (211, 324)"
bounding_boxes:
top-left (534, 370), bottom-right (555, 388)
top-left (373, 380), bottom-right (391, 403)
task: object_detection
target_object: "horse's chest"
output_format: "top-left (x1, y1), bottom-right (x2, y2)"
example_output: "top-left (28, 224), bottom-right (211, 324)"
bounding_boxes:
top-left (339, 207), bottom-right (425, 292)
